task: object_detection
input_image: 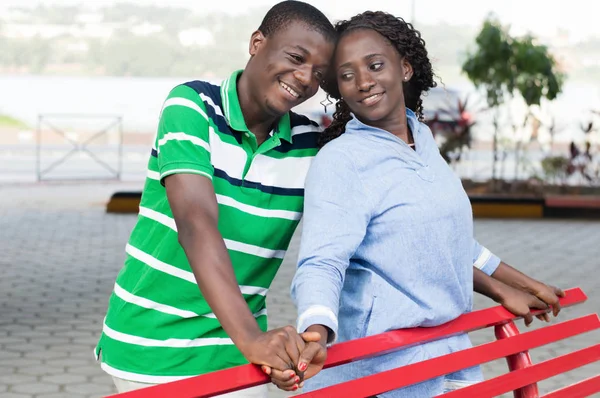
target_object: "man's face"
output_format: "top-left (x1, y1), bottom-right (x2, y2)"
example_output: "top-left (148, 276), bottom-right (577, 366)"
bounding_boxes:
top-left (248, 22), bottom-right (334, 117)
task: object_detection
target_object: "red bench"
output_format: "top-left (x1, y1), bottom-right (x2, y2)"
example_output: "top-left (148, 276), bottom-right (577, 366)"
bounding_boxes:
top-left (110, 287), bottom-right (600, 398)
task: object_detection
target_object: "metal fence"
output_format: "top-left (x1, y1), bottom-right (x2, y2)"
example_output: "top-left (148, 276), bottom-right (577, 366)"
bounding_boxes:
top-left (36, 114), bottom-right (123, 181)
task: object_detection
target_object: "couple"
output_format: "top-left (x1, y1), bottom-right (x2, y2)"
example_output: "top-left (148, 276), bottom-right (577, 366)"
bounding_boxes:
top-left (96, 1), bottom-right (564, 397)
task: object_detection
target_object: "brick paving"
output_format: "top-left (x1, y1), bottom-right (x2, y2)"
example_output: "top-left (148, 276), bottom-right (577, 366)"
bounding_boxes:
top-left (1, 182), bottom-right (599, 397)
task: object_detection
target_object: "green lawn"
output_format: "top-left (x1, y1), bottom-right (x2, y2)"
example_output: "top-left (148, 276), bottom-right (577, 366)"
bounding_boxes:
top-left (0, 114), bottom-right (28, 128)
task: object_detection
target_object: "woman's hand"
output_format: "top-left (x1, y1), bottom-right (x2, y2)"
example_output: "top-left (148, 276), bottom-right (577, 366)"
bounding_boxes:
top-left (496, 283), bottom-right (550, 327)
top-left (528, 283), bottom-right (566, 322)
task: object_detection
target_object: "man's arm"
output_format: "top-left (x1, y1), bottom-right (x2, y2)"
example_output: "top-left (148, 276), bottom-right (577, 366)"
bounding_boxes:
top-left (165, 173), bottom-right (304, 375)
top-left (155, 84), bottom-right (307, 391)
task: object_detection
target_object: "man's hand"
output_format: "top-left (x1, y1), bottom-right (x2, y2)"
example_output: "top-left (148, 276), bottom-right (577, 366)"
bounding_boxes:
top-left (497, 284), bottom-right (550, 327)
top-left (241, 325), bottom-right (307, 392)
top-left (260, 329), bottom-right (326, 391)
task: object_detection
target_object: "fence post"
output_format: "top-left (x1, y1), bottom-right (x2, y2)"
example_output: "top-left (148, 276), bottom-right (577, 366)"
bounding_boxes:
top-left (495, 321), bottom-right (540, 398)
top-left (36, 115), bottom-right (42, 181)
top-left (117, 116), bottom-right (123, 180)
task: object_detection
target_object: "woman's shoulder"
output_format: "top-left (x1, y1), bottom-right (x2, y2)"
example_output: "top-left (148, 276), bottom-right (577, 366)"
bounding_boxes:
top-left (318, 131), bottom-right (362, 156)
top-left (309, 134), bottom-right (363, 178)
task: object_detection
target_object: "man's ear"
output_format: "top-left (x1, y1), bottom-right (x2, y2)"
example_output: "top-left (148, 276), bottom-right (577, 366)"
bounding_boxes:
top-left (249, 30), bottom-right (266, 56)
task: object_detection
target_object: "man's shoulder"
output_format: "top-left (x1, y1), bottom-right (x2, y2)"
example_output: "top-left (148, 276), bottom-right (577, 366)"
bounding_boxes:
top-left (272, 111), bottom-right (321, 153)
top-left (169, 79), bottom-right (222, 105)
top-left (165, 80), bottom-right (227, 128)
top-left (288, 111), bottom-right (322, 138)
top-left (289, 111), bottom-right (320, 129)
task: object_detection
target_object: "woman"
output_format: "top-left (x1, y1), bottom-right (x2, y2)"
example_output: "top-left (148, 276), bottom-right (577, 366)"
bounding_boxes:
top-left (289, 11), bottom-right (564, 396)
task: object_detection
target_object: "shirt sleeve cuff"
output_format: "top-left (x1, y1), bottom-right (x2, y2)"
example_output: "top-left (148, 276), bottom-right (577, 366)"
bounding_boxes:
top-left (296, 305), bottom-right (339, 345)
top-left (473, 246), bottom-right (501, 276)
top-left (159, 161), bottom-right (214, 186)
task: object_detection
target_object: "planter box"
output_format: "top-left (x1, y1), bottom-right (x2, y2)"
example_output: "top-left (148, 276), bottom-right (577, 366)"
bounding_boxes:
top-left (106, 191), bottom-right (142, 213)
top-left (106, 191), bottom-right (600, 219)
top-left (469, 195), bottom-right (600, 219)
top-left (470, 196), bottom-right (544, 219)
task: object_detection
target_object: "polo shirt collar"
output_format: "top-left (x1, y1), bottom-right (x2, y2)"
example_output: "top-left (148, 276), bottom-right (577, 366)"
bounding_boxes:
top-left (221, 70), bottom-right (293, 143)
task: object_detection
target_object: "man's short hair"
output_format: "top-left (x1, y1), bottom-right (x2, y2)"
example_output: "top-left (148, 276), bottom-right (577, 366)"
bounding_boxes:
top-left (258, 1), bottom-right (335, 42)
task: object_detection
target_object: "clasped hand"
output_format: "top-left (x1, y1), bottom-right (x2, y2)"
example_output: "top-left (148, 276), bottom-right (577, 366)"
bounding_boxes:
top-left (240, 325), bottom-right (327, 391)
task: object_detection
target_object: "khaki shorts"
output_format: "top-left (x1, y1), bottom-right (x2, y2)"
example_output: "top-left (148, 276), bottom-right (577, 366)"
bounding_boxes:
top-left (112, 376), bottom-right (269, 397)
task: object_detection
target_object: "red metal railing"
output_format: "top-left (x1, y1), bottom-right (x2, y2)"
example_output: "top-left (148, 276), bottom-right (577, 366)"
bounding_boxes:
top-left (110, 287), bottom-right (597, 398)
top-left (495, 321), bottom-right (540, 398)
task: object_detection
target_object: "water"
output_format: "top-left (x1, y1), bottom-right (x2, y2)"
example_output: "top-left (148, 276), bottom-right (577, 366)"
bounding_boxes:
top-left (0, 75), bottom-right (599, 182)
top-left (0, 75), bottom-right (330, 133)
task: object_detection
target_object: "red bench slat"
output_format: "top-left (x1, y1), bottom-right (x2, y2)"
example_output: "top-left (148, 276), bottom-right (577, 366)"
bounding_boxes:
top-left (297, 314), bottom-right (600, 398)
top-left (441, 344), bottom-right (600, 397)
top-left (325, 287), bottom-right (586, 368)
top-left (543, 374), bottom-right (600, 398)
top-left (108, 288), bottom-right (587, 398)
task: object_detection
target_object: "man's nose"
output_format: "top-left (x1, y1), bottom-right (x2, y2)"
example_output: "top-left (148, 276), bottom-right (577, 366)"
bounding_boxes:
top-left (293, 66), bottom-right (312, 88)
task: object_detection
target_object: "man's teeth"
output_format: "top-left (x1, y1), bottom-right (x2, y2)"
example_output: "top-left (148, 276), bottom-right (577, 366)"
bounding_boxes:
top-left (280, 82), bottom-right (299, 98)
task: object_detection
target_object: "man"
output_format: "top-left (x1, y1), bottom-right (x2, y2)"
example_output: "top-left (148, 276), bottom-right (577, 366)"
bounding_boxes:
top-left (95, 1), bottom-right (335, 395)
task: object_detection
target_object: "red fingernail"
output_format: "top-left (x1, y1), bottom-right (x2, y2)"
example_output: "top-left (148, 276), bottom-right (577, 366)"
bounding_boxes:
top-left (293, 385), bottom-right (299, 391)
top-left (298, 362), bottom-right (307, 372)
top-left (261, 366), bottom-right (267, 374)
top-left (295, 377), bottom-right (301, 384)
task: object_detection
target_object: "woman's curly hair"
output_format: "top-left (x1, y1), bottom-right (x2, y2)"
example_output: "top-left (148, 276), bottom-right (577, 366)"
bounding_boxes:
top-left (320, 11), bottom-right (436, 147)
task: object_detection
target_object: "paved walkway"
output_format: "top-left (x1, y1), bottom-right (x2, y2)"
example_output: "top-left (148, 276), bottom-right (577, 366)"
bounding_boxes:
top-left (1, 182), bottom-right (599, 397)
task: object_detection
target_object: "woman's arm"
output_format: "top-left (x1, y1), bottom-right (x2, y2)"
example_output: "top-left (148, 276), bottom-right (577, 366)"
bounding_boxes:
top-left (471, 238), bottom-right (564, 320)
top-left (490, 261), bottom-right (565, 317)
top-left (473, 267), bottom-right (549, 326)
top-left (291, 146), bottom-right (372, 359)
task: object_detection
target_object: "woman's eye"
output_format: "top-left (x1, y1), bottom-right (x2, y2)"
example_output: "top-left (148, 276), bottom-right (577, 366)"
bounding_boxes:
top-left (340, 73), bottom-right (353, 80)
top-left (314, 71), bottom-right (323, 80)
top-left (370, 62), bottom-right (383, 71)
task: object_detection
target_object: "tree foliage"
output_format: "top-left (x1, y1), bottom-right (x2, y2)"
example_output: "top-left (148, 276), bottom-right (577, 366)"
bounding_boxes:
top-left (462, 17), bottom-right (564, 108)
top-left (462, 17), bottom-right (566, 184)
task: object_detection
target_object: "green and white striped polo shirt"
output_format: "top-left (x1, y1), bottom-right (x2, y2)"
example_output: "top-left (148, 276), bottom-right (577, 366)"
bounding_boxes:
top-left (96, 70), bottom-right (321, 383)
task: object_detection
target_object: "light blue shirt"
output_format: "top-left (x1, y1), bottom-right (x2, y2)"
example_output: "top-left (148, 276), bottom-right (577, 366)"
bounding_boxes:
top-left (291, 110), bottom-right (501, 396)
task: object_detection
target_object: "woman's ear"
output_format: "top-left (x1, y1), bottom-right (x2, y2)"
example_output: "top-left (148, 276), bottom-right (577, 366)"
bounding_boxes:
top-left (402, 58), bottom-right (414, 81)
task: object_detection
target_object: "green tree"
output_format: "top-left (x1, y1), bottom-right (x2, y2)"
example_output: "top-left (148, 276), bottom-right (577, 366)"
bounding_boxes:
top-left (28, 36), bottom-right (51, 74)
top-left (99, 31), bottom-right (180, 76)
top-left (462, 17), bottom-right (565, 185)
top-left (510, 35), bottom-right (564, 181)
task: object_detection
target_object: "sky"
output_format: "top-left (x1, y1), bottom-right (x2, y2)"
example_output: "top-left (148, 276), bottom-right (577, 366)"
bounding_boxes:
top-left (2, 0), bottom-right (598, 42)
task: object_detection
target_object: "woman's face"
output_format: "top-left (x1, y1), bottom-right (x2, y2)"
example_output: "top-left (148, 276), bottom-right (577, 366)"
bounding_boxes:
top-left (334, 28), bottom-right (412, 128)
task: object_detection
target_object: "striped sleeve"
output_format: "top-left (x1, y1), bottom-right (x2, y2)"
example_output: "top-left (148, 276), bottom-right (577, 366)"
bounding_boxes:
top-left (156, 85), bottom-right (214, 184)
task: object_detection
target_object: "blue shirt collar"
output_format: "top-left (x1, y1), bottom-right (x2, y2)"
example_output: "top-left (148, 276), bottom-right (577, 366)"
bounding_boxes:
top-left (346, 108), bottom-right (421, 141)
